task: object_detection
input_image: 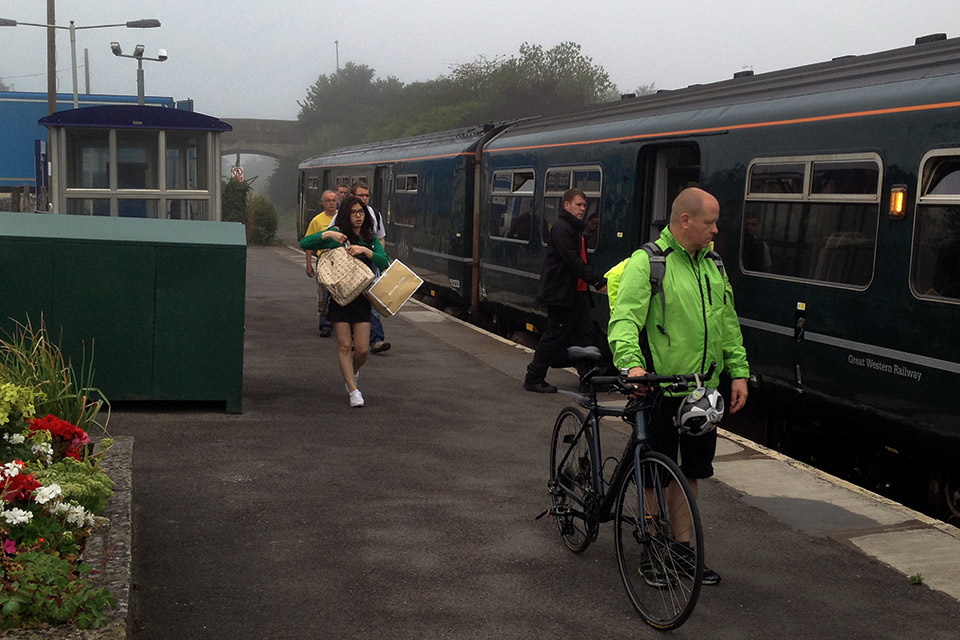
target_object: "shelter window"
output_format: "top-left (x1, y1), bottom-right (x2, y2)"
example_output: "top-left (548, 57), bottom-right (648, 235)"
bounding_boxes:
top-left (65, 129), bottom-right (110, 189)
top-left (165, 131), bottom-right (209, 191)
top-left (396, 174), bottom-right (418, 193)
top-left (910, 151), bottom-right (960, 302)
top-left (490, 170), bottom-right (534, 242)
top-left (60, 129), bottom-right (219, 220)
top-left (542, 166), bottom-right (602, 251)
top-left (743, 154), bottom-right (881, 287)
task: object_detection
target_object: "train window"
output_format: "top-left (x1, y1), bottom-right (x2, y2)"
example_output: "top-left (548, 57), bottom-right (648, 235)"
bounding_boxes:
top-left (392, 174), bottom-right (418, 227)
top-left (743, 155), bottom-right (880, 287)
top-left (748, 163), bottom-right (804, 196)
top-left (490, 170), bottom-right (534, 242)
top-left (542, 166), bottom-right (603, 251)
top-left (811, 161), bottom-right (879, 196)
top-left (911, 153), bottom-right (960, 301)
top-left (396, 174), bottom-right (418, 193)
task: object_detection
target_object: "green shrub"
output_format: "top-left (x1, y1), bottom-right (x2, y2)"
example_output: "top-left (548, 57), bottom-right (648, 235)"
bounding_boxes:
top-left (248, 194), bottom-right (279, 245)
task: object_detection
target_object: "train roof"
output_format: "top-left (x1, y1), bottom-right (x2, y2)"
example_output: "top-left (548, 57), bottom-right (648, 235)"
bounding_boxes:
top-left (486, 34), bottom-right (960, 150)
top-left (298, 122), bottom-right (513, 169)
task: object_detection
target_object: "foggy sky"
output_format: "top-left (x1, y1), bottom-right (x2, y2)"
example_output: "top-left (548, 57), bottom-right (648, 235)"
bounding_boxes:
top-left (1, 0), bottom-right (954, 122)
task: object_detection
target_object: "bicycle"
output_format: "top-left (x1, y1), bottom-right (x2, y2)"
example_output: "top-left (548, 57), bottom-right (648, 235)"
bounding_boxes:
top-left (538, 345), bottom-right (719, 630)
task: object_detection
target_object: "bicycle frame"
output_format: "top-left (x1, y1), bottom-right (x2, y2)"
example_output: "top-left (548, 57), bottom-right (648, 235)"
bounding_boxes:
top-left (553, 393), bottom-right (656, 527)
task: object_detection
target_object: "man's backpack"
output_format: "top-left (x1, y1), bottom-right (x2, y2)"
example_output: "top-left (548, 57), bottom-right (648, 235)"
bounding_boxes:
top-left (606, 241), bottom-right (726, 341)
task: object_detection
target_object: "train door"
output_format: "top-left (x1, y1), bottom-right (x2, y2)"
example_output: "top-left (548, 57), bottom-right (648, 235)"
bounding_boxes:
top-left (297, 170), bottom-right (306, 238)
top-left (636, 145), bottom-right (701, 244)
top-left (374, 166), bottom-right (390, 222)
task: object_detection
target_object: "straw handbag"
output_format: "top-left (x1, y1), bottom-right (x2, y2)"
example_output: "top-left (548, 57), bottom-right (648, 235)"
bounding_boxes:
top-left (316, 246), bottom-right (375, 306)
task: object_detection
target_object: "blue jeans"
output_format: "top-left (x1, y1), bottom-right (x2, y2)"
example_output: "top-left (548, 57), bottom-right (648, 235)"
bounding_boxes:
top-left (370, 308), bottom-right (385, 344)
top-left (318, 286), bottom-right (332, 332)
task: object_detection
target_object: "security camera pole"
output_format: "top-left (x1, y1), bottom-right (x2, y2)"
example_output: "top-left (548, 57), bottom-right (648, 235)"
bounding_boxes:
top-left (0, 16), bottom-right (160, 109)
top-left (111, 42), bottom-right (167, 105)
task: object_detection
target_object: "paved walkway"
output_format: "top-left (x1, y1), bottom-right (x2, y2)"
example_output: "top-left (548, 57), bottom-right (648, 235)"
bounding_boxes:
top-left (107, 245), bottom-right (960, 639)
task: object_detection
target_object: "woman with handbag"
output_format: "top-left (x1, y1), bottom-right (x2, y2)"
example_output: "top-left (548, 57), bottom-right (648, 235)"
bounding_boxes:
top-left (300, 195), bottom-right (389, 407)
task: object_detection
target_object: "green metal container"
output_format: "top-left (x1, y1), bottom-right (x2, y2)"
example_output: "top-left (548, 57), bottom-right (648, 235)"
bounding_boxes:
top-left (0, 212), bottom-right (246, 413)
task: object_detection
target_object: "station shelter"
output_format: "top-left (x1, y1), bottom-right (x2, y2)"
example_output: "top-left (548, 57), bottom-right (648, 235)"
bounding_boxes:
top-left (39, 104), bottom-right (231, 220)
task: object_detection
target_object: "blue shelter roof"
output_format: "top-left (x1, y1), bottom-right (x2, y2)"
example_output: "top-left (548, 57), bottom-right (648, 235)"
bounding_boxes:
top-left (39, 105), bottom-right (232, 132)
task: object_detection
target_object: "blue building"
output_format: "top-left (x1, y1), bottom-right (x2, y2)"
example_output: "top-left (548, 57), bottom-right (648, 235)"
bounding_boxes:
top-left (0, 91), bottom-right (180, 192)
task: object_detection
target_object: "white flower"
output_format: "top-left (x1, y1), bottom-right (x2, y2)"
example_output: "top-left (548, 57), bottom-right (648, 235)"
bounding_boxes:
top-left (7, 433), bottom-right (25, 445)
top-left (2, 461), bottom-right (22, 478)
top-left (66, 504), bottom-right (87, 527)
top-left (48, 502), bottom-right (70, 515)
top-left (33, 483), bottom-right (62, 505)
top-left (1, 508), bottom-right (33, 525)
top-left (31, 442), bottom-right (52, 456)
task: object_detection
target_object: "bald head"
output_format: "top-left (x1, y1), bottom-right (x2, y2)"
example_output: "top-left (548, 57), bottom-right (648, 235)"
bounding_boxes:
top-left (669, 187), bottom-right (720, 253)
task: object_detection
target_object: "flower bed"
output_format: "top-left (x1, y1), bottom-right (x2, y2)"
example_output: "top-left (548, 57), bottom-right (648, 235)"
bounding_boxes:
top-left (0, 320), bottom-right (116, 631)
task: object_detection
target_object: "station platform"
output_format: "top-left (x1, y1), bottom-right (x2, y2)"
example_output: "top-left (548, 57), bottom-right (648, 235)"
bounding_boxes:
top-left (108, 245), bottom-right (960, 639)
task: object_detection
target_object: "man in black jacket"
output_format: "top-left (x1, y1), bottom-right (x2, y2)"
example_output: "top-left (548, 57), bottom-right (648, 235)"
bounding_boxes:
top-left (524, 188), bottom-right (607, 393)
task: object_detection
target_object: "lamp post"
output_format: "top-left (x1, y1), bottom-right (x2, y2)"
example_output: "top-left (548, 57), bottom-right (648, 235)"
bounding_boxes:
top-left (110, 43), bottom-right (167, 106)
top-left (0, 17), bottom-right (160, 109)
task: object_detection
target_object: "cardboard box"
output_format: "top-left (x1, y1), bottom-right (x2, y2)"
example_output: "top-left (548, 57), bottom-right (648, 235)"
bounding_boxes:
top-left (365, 260), bottom-right (424, 317)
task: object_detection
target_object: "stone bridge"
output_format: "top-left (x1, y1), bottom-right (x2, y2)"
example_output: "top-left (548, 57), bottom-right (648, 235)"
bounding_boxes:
top-left (220, 118), bottom-right (300, 160)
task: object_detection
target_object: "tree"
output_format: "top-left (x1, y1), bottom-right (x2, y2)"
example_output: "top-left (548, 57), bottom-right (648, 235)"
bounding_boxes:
top-left (221, 178), bottom-right (249, 224)
top-left (452, 42), bottom-right (615, 120)
top-left (0, 76), bottom-right (11, 92)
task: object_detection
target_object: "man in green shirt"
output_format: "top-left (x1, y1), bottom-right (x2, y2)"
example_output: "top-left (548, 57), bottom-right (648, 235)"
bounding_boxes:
top-left (608, 187), bottom-right (749, 585)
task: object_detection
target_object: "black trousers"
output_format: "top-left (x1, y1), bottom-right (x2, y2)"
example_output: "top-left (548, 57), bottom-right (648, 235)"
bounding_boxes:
top-left (525, 294), bottom-right (594, 384)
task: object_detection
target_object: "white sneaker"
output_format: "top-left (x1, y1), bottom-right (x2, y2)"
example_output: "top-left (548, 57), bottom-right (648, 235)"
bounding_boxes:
top-left (344, 372), bottom-right (360, 394)
top-left (349, 389), bottom-right (364, 408)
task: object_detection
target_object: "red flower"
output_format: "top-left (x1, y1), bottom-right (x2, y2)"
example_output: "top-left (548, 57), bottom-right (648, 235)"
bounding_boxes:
top-left (62, 447), bottom-right (83, 461)
top-left (1, 470), bottom-right (41, 503)
top-left (28, 414), bottom-right (90, 450)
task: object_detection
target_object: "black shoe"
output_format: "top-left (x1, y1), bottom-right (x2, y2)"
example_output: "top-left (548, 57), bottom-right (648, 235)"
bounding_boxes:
top-left (673, 542), bottom-right (721, 585)
top-left (641, 560), bottom-right (670, 588)
top-left (523, 380), bottom-right (558, 393)
top-left (371, 341), bottom-right (391, 354)
top-left (319, 327), bottom-right (331, 337)
top-left (702, 566), bottom-right (721, 585)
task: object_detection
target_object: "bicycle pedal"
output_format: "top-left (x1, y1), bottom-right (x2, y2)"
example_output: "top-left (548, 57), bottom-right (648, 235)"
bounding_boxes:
top-left (534, 508), bottom-right (550, 520)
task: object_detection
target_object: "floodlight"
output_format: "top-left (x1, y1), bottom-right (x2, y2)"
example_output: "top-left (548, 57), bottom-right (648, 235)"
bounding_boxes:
top-left (157, 48), bottom-right (168, 62)
top-left (111, 41), bottom-right (122, 56)
top-left (133, 44), bottom-right (145, 58)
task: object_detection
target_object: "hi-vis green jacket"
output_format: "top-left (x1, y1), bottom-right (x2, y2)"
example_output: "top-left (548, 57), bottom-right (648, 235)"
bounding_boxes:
top-left (607, 227), bottom-right (749, 389)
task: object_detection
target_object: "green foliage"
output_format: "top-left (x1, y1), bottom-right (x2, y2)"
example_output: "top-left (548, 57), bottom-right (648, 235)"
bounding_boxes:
top-left (0, 382), bottom-right (37, 427)
top-left (33, 457), bottom-right (115, 515)
top-left (0, 318), bottom-right (107, 436)
top-left (247, 194), bottom-right (279, 245)
top-left (909, 572), bottom-right (924, 585)
top-left (221, 178), bottom-right (250, 224)
top-left (0, 552), bottom-right (116, 629)
top-left (276, 41), bottom-right (618, 198)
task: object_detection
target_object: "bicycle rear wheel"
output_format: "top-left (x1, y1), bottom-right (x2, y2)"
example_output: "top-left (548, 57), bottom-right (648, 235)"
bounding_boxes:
top-left (614, 451), bottom-right (703, 630)
top-left (549, 407), bottom-right (598, 553)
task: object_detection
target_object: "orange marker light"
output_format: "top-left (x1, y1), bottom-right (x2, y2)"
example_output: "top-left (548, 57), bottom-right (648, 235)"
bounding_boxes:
top-left (889, 185), bottom-right (907, 219)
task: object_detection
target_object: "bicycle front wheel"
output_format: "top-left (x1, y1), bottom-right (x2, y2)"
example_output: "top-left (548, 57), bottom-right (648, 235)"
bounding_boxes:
top-left (614, 451), bottom-right (703, 630)
top-left (549, 407), bottom-right (598, 553)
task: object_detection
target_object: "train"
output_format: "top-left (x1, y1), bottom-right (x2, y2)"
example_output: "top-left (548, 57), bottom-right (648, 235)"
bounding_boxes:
top-left (297, 34), bottom-right (960, 520)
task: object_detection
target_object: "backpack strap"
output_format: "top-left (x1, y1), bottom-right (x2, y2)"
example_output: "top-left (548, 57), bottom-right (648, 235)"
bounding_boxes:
top-left (641, 242), bottom-right (673, 344)
top-left (706, 249), bottom-right (726, 302)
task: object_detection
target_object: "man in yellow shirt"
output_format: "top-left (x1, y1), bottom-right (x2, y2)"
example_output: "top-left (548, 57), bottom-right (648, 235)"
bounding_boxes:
top-left (305, 190), bottom-right (339, 336)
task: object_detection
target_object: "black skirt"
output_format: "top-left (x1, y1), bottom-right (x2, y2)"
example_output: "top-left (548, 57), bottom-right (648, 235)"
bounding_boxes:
top-left (328, 292), bottom-right (372, 324)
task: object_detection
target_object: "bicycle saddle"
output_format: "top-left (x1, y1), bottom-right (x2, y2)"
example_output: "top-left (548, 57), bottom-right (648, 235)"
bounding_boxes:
top-left (567, 346), bottom-right (603, 362)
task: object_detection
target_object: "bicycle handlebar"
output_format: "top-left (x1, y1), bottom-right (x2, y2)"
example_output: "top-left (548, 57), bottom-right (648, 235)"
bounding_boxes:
top-left (587, 361), bottom-right (718, 395)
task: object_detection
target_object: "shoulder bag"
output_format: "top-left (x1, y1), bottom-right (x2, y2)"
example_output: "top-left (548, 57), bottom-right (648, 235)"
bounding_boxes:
top-left (316, 245), bottom-right (375, 306)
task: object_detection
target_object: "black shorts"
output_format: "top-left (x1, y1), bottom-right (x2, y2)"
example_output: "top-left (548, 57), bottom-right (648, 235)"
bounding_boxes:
top-left (645, 395), bottom-right (717, 480)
